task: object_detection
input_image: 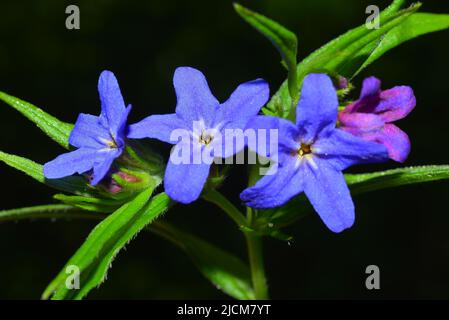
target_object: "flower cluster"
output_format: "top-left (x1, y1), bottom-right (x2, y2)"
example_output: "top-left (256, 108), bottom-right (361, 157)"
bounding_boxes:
top-left (44, 68), bottom-right (415, 232)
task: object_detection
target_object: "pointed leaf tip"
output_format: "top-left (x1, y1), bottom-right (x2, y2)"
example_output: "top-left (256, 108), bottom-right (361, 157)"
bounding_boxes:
top-left (0, 91), bottom-right (73, 149)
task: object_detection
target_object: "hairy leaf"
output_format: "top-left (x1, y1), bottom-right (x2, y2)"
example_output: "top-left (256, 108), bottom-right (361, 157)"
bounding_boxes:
top-left (43, 190), bottom-right (170, 300)
top-left (53, 194), bottom-right (123, 213)
top-left (352, 12), bottom-right (449, 76)
top-left (265, 1), bottom-right (421, 118)
top-left (0, 91), bottom-right (73, 149)
top-left (346, 165), bottom-right (449, 194)
top-left (151, 222), bottom-right (255, 300)
top-left (0, 204), bottom-right (100, 223)
top-left (234, 3), bottom-right (299, 100)
top-left (261, 165), bottom-right (449, 228)
top-left (0, 150), bottom-right (91, 195)
top-left (0, 203), bottom-right (253, 300)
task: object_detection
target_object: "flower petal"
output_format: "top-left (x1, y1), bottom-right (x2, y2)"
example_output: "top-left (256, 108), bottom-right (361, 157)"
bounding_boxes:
top-left (43, 148), bottom-right (104, 180)
top-left (338, 112), bottom-right (384, 131)
top-left (244, 115), bottom-right (299, 158)
top-left (313, 129), bottom-right (389, 170)
top-left (215, 79), bottom-right (269, 129)
top-left (296, 74), bottom-right (339, 141)
top-left (344, 77), bottom-right (381, 114)
top-left (69, 113), bottom-right (111, 149)
top-left (360, 76), bottom-right (381, 99)
top-left (376, 86), bottom-right (416, 122)
top-left (98, 70), bottom-right (127, 137)
top-left (240, 158), bottom-right (303, 209)
top-left (164, 144), bottom-right (211, 203)
top-left (128, 113), bottom-right (188, 144)
top-left (359, 124), bottom-right (411, 163)
top-left (173, 67), bottom-right (219, 127)
top-left (115, 105), bottom-right (132, 146)
top-left (91, 149), bottom-right (121, 185)
top-left (303, 159), bottom-right (354, 233)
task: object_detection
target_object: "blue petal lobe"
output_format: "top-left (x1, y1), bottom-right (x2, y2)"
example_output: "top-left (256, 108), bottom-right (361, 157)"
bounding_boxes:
top-left (91, 149), bottom-right (121, 185)
top-left (296, 74), bottom-right (338, 141)
top-left (164, 143), bottom-right (211, 203)
top-left (240, 158), bottom-right (302, 208)
top-left (98, 70), bottom-right (127, 137)
top-left (244, 115), bottom-right (299, 158)
top-left (69, 113), bottom-right (110, 149)
top-left (115, 104), bottom-right (132, 146)
top-left (303, 158), bottom-right (355, 233)
top-left (215, 79), bottom-right (269, 129)
top-left (173, 67), bottom-right (220, 127)
top-left (128, 113), bottom-right (187, 144)
top-left (43, 148), bottom-right (103, 180)
top-left (313, 129), bottom-right (388, 170)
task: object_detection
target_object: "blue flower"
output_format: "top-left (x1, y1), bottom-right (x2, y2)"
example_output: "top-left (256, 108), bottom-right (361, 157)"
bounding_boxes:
top-left (44, 70), bottom-right (131, 185)
top-left (128, 67), bottom-right (269, 203)
top-left (240, 74), bottom-right (389, 233)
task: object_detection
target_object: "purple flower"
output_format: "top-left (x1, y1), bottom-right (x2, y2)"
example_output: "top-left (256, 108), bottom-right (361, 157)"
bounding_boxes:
top-left (338, 76), bottom-right (416, 162)
top-left (44, 71), bottom-right (131, 185)
top-left (240, 74), bottom-right (389, 233)
top-left (128, 67), bottom-right (269, 204)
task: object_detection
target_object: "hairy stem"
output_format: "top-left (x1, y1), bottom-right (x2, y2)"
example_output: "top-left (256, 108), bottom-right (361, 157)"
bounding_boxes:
top-left (202, 188), bottom-right (249, 227)
top-left (245, 207), bottom-right (269, 300)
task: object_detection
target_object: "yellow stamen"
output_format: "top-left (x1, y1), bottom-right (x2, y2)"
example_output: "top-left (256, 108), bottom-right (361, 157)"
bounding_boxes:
top-left (298, 143), bottom-right (312, 157)
top-left (199, 131), bottom-right (213, 145)
top-left (105, 139), bottom-right (118, 149)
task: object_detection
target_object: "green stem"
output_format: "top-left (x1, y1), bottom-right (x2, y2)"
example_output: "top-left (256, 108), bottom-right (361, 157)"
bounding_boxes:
top-left (245, 208), bottom-right (269, 300)
top-left (202, 186), bottom-right (269, 299)
top-left (202, 188), bottom-right (249, 227)
top-left (0, 204), bottom-right (102, 222)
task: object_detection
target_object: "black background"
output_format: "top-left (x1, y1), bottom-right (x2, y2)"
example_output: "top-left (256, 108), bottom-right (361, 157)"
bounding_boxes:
top-left (0, 0), bottom-right (449, 299)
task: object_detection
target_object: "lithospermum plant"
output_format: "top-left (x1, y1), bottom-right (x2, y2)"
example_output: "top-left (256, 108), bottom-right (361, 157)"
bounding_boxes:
top-left (1, 0), bottom-right (449, 300)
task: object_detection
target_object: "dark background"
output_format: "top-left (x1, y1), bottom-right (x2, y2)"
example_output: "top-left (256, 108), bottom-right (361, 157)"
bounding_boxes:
top-left (1, 0), bottom-right (449, 299)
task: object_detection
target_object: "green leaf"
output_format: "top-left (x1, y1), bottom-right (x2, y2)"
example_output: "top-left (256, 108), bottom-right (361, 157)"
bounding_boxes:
top-left (353, 12), bottom-right (449, 76)
top-left (234, 3), bottom-right (299, 101)
top-left (53, 194), bottom-right (123, 213)
top-left (383, 0), bottom-right (407, 16)
top-left (0, 150), bottom-right (92, 195)
top-left (42, 191), bottom-right (171, 300)
top-left (0, 91), bottom-right (73, 149)
top-left (0, 204), bottom-right (101, 223)
top-left (346, 165), bottom-right (449, 194)
top-left (262, 165), bottom-right (449, 228)
top-left (151, 222), bottom-right (255, 300)
top-left (0, 203), bottom-right (254, 300)
top-left (265, 1), bottom-right (421, 118)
